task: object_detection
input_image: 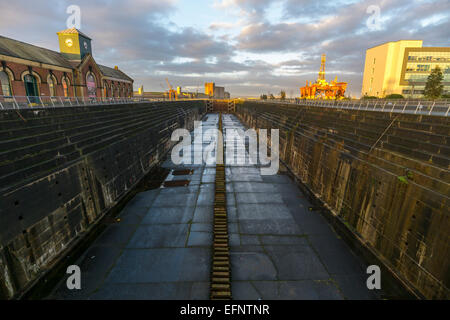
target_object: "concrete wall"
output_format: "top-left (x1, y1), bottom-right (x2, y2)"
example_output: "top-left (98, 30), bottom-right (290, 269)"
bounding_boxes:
top-left (0, 101), bottom-right (205, 299)
top-left (235, 101), bottom-right (449, 299)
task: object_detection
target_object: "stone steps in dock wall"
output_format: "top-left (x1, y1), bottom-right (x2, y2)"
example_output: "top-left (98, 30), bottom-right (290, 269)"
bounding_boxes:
top-left (235, 101), bottom-right (449, 300)
top-left (0, 100), bottom-right (206, 299)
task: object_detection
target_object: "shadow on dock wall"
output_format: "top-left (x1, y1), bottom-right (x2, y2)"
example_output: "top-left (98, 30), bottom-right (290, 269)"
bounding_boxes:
top-left (235, 101), bottom-right (449, 300)
top-left (0, 101), bottom-right (206, 299)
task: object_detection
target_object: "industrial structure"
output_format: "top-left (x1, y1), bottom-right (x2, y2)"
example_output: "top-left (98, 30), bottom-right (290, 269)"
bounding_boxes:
top-left (300, 54), bottom-right (347, 100)
top-left (165, 78), bottom-right (177, 100)
top-left (205, 82), bottom-right (230, 99)
top-left (362, 40), bottom-right (450, 98)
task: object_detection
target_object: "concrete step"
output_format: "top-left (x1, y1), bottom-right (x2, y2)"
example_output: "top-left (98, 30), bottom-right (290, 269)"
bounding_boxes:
top-left (0, 104), bottom-right (202, 191)
top-left (0, 105), bottom-right (188, 162)
top-left (0, 103), bottom-right (168, 142)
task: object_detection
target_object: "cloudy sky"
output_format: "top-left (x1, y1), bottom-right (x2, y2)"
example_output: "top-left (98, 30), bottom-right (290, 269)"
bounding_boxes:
top-left (0, 0), bottom-right (449, 97)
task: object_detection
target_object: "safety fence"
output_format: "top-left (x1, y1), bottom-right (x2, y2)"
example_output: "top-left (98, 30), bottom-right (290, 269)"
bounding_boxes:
top-left (0, 95), bottom-right (203, 110)
top-left (255, 98), bottom-right (450, 116)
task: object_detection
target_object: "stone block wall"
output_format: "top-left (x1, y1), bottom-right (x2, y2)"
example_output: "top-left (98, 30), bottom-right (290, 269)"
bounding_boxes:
top-left (0, 101), bottom-right (205, 299)
top-left (235, 101), bottom-right (449, 299)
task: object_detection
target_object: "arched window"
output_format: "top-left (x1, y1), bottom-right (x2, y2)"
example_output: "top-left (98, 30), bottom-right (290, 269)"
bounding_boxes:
top-left (0, 71), bottom-right (12, 96)
top-left (48, 75), bottom-right (56, 97)
top-left (111, 84), bottom-right (115, 97)
top-left (86, 73), bottom-right (96, 98)
top-left (62, 77), bottom-right (70, 97)
top-left (103, 81), bottom-right (108, 98)
top-left (24, 74), bottom-right (39, 97)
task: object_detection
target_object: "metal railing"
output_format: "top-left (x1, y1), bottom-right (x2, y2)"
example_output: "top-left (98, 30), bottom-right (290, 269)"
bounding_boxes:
top-left (253, 98), bottom-right (450, 116)
top-left (0, 95), bottom-right (203, 110)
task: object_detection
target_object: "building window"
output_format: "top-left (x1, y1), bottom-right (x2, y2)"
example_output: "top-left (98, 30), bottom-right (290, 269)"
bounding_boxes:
top-left (48, 75), bottom-right (56, 97)
top-left (62, 77), bottom-right (70, 97)
top-left (24, 74), bottom-right (39, 97)
top-left (0, 71), bottom-right (12, 96)
top-left (86, 73), bottom-right (96, 98)
top-left (417, 65), bottom-right (430, 72)
top-left (103, 81), bottom-right (108, 98)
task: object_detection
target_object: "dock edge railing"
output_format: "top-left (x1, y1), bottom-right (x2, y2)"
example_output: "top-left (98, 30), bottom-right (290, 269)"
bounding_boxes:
top-left (252, 98), bottom-right (450, 116)
top-left (0, 95), bottom-right (204, 110)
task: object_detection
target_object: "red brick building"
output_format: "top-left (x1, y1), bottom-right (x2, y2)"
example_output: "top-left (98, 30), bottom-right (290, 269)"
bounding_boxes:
top-left (0, 28), bottom-right (133, 99)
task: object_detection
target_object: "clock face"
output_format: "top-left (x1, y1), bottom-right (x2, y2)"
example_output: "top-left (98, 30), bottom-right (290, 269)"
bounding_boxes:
top-left (65, 38), bottom-right (73, 47)
top-left (84, 41), bottom-right (88, 50)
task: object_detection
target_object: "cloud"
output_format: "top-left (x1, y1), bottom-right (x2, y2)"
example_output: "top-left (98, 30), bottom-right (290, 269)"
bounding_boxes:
top-left (209, 22), bottom-right (236, 30)
top-left (0, 0), bottom-right (449, 97)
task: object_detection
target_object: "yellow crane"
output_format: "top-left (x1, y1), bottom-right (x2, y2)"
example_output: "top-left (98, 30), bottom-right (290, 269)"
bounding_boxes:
top-left (165, 78), bottom-right (177, 100)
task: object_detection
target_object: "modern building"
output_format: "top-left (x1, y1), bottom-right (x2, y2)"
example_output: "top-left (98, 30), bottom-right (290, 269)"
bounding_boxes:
top-left (0, 27), bottom-right (133, 99)
top-left (362, 40), bottom-right (450, 98)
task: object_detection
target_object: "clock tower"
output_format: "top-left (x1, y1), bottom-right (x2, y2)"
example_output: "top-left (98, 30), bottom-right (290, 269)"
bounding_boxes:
top-left (57, 27), bottom-right (92, 61)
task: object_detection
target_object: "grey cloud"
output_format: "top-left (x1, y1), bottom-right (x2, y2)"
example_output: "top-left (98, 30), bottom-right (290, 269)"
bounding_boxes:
top-left (0, 0), bottom-right (448, 97)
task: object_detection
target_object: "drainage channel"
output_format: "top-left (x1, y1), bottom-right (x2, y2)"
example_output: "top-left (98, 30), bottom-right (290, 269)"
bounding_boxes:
top-left (210, 113), bottom-right (232, 300)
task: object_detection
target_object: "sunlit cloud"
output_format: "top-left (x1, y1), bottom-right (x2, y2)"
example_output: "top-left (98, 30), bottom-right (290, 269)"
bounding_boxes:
top-left (0, 0), bottom-right (448, 97)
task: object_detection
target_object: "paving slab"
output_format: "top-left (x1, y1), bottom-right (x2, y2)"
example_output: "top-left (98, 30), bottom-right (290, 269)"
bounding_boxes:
top-left (50, 113), bottom-right (377, 300)
top-left (223, 113), bottom-right (376, 300)
top-left (127, 224), bottom-right (189, 248)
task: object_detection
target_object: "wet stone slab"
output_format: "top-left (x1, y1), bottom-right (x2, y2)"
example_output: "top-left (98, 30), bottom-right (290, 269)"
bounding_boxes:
top-left (49, 113), bottom-right (377, 300)
top-left (222, 114), bottom-right (378, 300)
top-left (49, 114), bottom-right (220, 300)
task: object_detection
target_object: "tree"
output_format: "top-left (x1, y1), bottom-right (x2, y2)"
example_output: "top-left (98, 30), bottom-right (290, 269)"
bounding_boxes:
top-left (424, 66), bottom-right (444, 99)
top-left (269, 94), bottom-right (275, 100)
top-left (260, 94), bottom-right (267, 100)
top-left (280, 90), bottom-right (286, 100)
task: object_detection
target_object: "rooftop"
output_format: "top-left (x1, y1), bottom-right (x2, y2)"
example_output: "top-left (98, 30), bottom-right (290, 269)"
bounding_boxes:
top-left (0, 35), bottom-right (73, 69)
top-left (0, 34), bottom-right (133, 82)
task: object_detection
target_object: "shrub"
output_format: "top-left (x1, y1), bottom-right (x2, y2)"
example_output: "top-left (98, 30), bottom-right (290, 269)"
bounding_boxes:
top-left (385, 94), bottom-right (404, 99)
top-left (362, 95), bottom-right (378, 100)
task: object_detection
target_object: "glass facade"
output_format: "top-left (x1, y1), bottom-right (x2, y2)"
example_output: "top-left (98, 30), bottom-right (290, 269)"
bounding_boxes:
top-left (403, 50), bottom-right (450, 97)
top-left (405, 51), bottom-right (450, 83)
